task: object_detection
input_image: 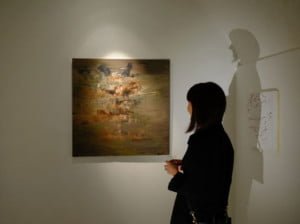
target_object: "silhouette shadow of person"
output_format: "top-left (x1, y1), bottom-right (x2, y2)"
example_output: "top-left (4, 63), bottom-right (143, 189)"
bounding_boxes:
top-left (223, 29), bottom-right (264, 224)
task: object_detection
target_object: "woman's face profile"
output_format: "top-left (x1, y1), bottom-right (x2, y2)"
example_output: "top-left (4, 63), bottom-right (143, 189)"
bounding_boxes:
top-left (187, 101), bottom-right (192, 115)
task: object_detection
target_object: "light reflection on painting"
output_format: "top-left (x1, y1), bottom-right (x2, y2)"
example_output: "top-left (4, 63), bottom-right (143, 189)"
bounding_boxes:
top-left (72, 59), bottom-right (170, 156)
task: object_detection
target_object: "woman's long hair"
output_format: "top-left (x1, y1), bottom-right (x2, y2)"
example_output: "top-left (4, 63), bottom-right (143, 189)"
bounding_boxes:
top-left (186, 82), bottom-right (226, 132)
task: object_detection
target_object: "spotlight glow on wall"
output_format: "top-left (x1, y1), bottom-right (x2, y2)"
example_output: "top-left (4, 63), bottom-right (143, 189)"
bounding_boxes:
top-left (104, 51), bottom-right (131, 59)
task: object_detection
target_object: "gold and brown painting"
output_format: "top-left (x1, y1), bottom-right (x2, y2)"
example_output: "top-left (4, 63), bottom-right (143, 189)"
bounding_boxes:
top-left (72, 59), bottom-right (170, 156)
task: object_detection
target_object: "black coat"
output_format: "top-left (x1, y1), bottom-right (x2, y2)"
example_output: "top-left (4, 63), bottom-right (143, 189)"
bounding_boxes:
top-left (168, 124), bottom-right (234, 224)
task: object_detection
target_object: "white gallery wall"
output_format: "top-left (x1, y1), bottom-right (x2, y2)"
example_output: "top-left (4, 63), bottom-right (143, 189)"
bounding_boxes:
top-left (0, 0), bottom-right (299, 223)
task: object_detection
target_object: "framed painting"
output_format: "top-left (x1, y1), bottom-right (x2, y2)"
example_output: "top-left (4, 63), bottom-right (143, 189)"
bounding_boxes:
top-left (72, 59), bottom-right (170, 156)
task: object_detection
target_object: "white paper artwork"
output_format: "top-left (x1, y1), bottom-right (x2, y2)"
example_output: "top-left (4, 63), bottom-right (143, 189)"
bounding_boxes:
top-left (247, 90), bottom-right (279, 152)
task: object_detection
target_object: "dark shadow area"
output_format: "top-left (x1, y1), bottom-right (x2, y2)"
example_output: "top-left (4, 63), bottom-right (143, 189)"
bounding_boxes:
top-left (223, 29), bottom-right (264, 224)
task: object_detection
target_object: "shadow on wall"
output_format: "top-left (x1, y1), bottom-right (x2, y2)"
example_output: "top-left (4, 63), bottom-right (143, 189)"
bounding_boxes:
top-left (223, 29), bottom-right (264, 224)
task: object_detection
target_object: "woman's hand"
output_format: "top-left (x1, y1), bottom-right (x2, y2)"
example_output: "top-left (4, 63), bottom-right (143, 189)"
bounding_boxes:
top-left (164, 160), bottom-right (182, 176)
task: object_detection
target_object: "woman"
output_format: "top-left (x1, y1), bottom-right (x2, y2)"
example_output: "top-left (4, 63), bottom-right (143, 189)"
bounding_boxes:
top-left (165, 82), bottom-right (234, 224)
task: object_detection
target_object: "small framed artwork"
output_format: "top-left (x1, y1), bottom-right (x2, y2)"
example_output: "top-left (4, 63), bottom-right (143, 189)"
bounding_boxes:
top-left (72, 59), bottom-right (170, 156)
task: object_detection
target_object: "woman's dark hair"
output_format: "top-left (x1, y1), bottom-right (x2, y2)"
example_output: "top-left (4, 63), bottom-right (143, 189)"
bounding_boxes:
top-left (186, 82), bottom-right (226, 132)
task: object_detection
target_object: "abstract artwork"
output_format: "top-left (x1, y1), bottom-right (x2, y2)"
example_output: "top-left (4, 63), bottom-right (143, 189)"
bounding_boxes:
top-left (247, 90), bottom-right (279, 152)
top-left (72, 59), bottom-right (170, 156)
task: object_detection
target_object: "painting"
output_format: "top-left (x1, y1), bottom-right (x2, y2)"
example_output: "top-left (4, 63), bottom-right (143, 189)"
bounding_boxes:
top-left (72, 59), bottom-right (170, 156)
